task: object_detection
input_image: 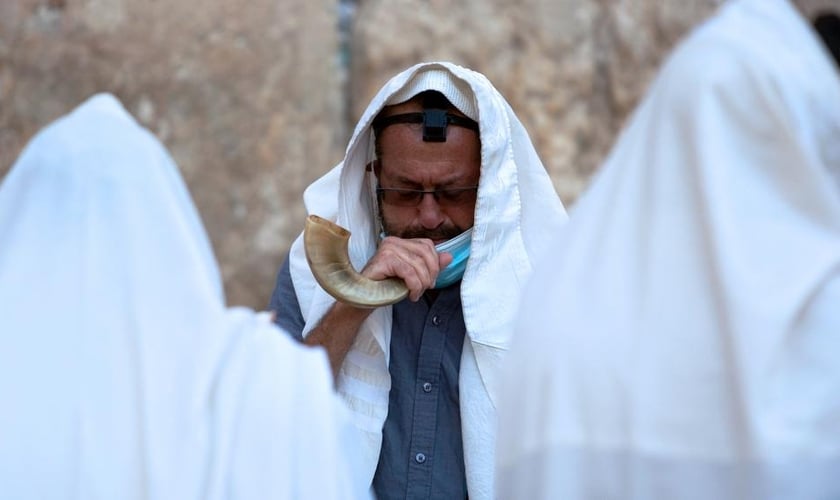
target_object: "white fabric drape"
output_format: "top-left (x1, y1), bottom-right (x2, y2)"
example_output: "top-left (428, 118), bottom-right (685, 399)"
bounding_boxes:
top-left (287, 61), bottom-right (567, 499)
top-left (0, 94), bottom-right (369, 500)
top-left (496, 0), bottom-right (840, 498)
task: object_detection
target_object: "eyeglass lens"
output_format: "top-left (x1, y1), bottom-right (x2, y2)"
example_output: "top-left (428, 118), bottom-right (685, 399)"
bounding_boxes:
top-left (377, 186), bottom-right (478, 207)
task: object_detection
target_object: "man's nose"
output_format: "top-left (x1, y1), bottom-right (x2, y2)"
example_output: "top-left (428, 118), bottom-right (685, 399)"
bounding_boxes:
top-left (417, 192), bottom-right (445, 229)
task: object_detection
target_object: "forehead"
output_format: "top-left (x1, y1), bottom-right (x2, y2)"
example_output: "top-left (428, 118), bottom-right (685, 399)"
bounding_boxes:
top-left (375, 100), bottom-right (481, 182)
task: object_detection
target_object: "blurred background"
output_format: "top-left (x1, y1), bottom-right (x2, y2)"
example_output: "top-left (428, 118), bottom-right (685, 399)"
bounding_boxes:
top-left (0, 0), bottom-right (719, 309)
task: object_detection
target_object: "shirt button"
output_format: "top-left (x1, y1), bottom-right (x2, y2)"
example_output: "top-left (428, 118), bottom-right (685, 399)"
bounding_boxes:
top-left (415, 452), bottom-right (426, 464)
top-left (432, 315), bottom-right (442, 326)
top-left (423, 382), bottom-right (432, 393)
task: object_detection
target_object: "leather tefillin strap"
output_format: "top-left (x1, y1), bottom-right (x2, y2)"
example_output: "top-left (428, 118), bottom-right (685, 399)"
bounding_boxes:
top-left (372, 97), bottom-right (479, 142)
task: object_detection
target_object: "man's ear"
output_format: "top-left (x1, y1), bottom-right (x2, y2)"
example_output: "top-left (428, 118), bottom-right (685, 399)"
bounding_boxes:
top-left (366, 159), bottom-right (382, 177)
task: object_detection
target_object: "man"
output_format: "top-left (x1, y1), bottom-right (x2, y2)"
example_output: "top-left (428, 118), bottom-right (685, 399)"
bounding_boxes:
top-left (0, 93), bottom-right (369, 499)
top-left (496, 0), bottom-right (840, 499)
top-left (269, 62), bottom-right (567, 499)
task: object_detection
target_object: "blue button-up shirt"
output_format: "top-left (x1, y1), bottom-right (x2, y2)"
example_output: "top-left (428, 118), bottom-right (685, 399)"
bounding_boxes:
top-left (269, 256), bottom-right (468, 499)
top-left (373, 284), bottom-right (467, 499)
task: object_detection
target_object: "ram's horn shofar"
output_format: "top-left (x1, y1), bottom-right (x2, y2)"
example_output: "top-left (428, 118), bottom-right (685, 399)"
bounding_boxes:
top-left (303, 214), bottom-right (408, 308)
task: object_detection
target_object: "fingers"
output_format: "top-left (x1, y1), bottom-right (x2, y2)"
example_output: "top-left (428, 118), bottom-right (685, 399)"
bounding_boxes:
top-left (438, 251), bottom-right (454, 269)
top-left (362, 236), bottom-right (443, 301)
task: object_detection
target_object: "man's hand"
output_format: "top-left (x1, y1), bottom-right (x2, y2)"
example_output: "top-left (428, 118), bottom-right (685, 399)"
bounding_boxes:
top-left (362, 236), bottom-right (453, 302)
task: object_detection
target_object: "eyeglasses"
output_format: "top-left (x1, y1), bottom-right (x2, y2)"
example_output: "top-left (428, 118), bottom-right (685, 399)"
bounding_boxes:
top-left (376, 185), bottom-right (479, 207)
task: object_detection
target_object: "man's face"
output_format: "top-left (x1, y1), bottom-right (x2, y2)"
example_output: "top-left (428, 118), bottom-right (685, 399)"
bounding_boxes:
top-left (375, 103), bottom-right (481, 244)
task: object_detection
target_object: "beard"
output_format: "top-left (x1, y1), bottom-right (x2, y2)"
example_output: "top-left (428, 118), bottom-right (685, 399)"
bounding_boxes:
top-left (397, 224), bottom-right (463, 241)
top-left (380, 215), bottom-right (464, 241)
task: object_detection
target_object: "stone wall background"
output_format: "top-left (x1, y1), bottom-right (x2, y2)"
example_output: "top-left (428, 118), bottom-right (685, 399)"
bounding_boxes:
top-left (1, 0), bottom-right (718, 308)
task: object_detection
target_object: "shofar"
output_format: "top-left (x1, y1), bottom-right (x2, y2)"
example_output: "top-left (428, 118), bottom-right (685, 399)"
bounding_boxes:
top-left (304, 214), bottom-right (409, 308)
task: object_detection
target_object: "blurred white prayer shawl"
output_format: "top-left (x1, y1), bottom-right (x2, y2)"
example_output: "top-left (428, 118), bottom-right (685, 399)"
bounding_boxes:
top-left (0, 94), bottom-right (369, 499)
top-left (496, 0), bottom-right (840, 498)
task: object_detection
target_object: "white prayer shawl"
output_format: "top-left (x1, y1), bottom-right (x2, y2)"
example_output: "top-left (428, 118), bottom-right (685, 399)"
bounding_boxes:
top-left (496, 0), bottom-right (840, 498)
top-left (0, 94), bottom-right (369, 500)
top-left (288, 61), bottom-right (567, 498)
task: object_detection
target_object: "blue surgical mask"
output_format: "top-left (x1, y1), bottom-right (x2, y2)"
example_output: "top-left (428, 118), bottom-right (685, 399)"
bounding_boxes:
top-left (433, 228), bottom-right (472, 289)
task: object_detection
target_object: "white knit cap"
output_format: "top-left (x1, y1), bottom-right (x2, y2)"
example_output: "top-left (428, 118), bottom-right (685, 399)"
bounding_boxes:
top-left (386, 68), bottom-right (478, 121)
